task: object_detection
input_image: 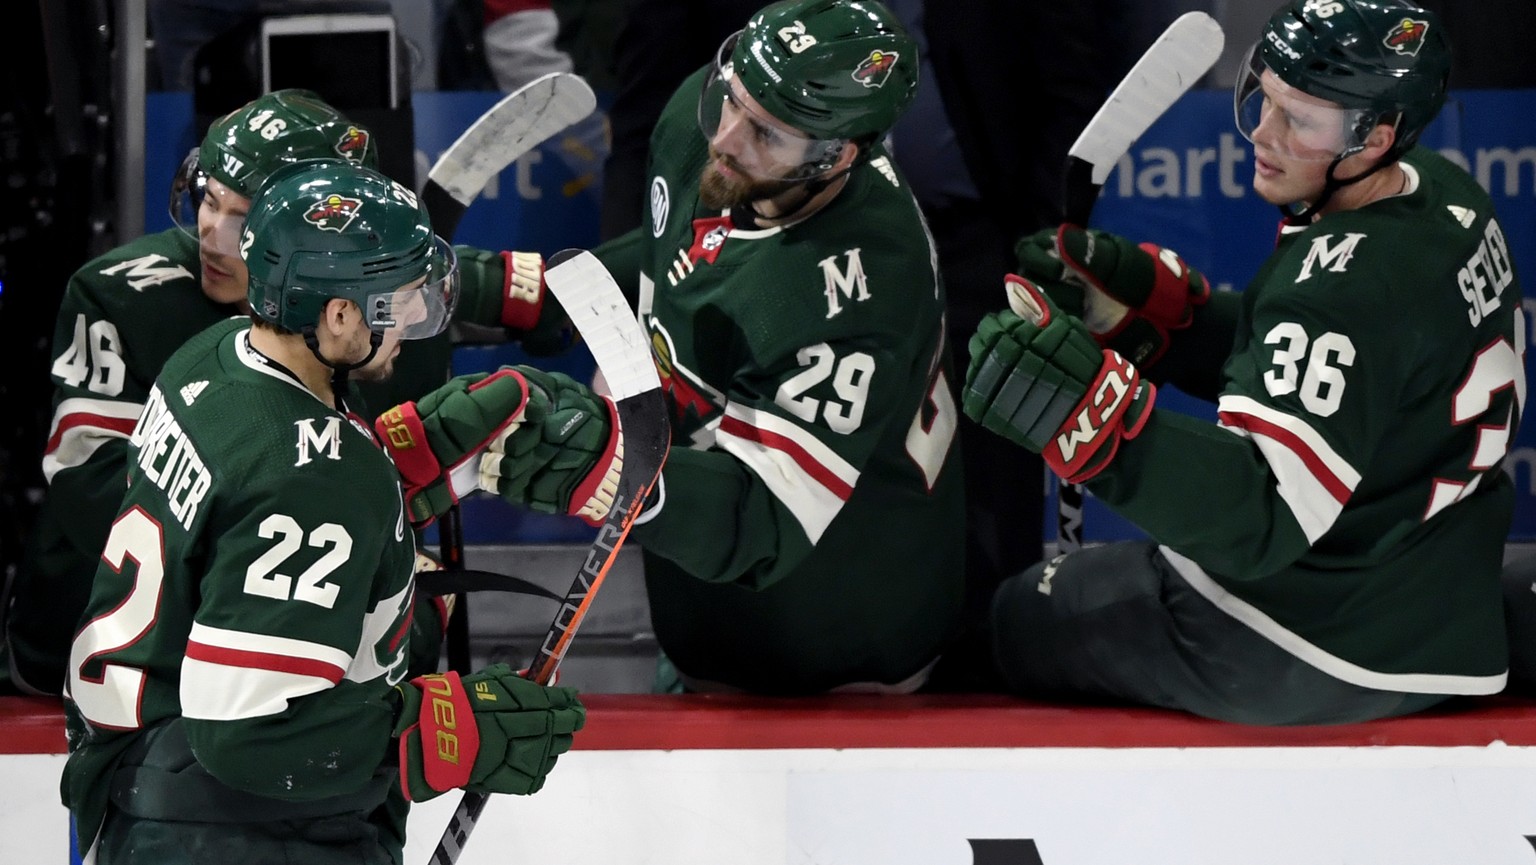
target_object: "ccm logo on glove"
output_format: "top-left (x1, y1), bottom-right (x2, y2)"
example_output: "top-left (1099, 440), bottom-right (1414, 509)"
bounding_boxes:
top-left (1051, 353), bottom-right (1137, 467)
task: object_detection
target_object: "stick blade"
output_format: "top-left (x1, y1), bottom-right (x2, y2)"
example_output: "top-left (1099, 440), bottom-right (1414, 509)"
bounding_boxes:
top-left (426, 71), bottom-right (597, 204)
top-left (543, 249), bottom-right (661, 402)
top-left (1068, 12), bottom-right (1225, 186)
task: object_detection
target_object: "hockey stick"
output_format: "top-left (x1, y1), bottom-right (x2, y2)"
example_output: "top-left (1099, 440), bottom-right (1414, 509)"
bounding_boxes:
top-left (1052, 11), bottom-right (1224, 553)
top-left (421, 70), bottom-right (598, 240)
top-left (428, 250), bottom-right (668, 865)
top-left (420, 71), bottom-right (598, 672)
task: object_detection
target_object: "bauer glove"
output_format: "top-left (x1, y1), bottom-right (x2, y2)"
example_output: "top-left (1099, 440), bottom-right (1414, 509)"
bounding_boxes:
top-left (965, 274), bottom-right (1156, 483)
top-left (392, 664), bottom-right (585, 802)
top-left (456, 246), bottom-right (575, 355)
top-left (375, 368), bottom-right (531, 526)
top-left (1014, 225), bottom-right (1209, 366)
top-left (479, 366), bottom-right (625, 527)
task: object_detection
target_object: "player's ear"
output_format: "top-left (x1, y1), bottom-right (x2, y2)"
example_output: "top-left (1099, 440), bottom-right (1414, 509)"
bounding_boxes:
top-left (833, 140), bottom-right (860, 173)
top-left (321, 297), bottom-right (357, 335)
top-left (1360, 119), bottom-right (1397, 162)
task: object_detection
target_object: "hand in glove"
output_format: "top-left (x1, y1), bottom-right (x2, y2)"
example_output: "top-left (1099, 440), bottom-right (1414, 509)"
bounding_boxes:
top-left (456, 247), bottom-right (574, 355)
top-left (1014, 225), bottom-right (1210, 366)
top-left (964, 274), bottom-right (1156, 483)
top-left (392, 664), bottom-right (584, 801)
top-left (375, 368), bottom-right (530, 526)
top-left (478, 366), bottom-right (626, 527)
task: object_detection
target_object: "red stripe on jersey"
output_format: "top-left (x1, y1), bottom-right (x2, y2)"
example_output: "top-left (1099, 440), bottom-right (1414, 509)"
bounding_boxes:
top-left (719, 415), bottom-right (853, 501)
top-left (186, 639), bottom-right (346, 683)
top-left (45, 412), bottom-right (137, 455)
top-left (1218, 409), bottom-right (1352, 504)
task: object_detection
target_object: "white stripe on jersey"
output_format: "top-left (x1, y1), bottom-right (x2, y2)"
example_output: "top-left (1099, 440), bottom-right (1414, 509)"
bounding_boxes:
top-left (42, 397), bottom-right (143, 482)
top-left (181, 622), bottom-right (353, 720)
top-left (1216, 395), bottom-right (1362, 543)
top-left (715, 403), bottom-right (860, 544)
top-left (1161, 545), bottom-right (1507, 695)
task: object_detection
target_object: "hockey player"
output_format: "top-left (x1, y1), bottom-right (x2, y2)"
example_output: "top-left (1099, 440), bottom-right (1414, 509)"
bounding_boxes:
top-left (4, 88), bottom-right (566, 695)
top-left (62, 160), bottom-right (584, 864)
top-left (472, 0), bottom-right (966, 695)
top-left (964, 0), bottom-right (1523, 724)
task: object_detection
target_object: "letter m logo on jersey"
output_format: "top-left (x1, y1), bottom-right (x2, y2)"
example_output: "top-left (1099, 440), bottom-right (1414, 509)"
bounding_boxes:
top-left (294, 417), bottom-right (344, 466)
top-left (1296, 232), bottom-right (1367, 283)
top-left (820, 248), bottom-right (870, 319)
top-left (99, 254), bottom-right (194, 291)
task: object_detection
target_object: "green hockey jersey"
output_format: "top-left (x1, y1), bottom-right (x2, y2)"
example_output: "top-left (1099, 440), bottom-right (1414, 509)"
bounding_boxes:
top-left (9, 228), bottom-right (511, 694)
top-left (594, 69), bottom-right (966, 695)
top-left (61, 318), bottom-right (420, 856)
top-left (1091, 147), bottom-right (1523, 693)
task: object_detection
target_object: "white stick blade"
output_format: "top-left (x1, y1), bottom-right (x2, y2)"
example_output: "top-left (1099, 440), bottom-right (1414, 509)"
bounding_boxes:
top-left (543, 251), bottom-right (661, 402)
top-left (1069, 12), bottom-right (1225, 185)
top-left (427, 71), bottom-right (597, 204)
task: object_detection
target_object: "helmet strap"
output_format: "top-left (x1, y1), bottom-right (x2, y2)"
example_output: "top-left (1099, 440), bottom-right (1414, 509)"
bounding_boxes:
top-left (739, 160), bottom-right (857, 227)
top-left (302, 325), bottom-right (383, 400)
top-left (1278, 149), bottom-right (1396, 225)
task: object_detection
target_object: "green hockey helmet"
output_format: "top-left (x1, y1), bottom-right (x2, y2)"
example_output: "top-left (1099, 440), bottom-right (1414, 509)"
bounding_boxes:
top-left (171, 89), bottom-right (378, 234)
top-left (1235, 0), bottom-right (1450, 160)
top-left (698, 0), bottom-right (918, 177)
top-left (241, 159), bottom-right (458, 341)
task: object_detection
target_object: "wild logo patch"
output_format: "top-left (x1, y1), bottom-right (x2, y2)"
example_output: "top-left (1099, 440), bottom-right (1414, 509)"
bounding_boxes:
top-left (335, 125), bottom-right (371, 162)
top-left (304, 194), bottom-right (363, 233)
top-left (1383, 17), bottom-right (1428, 56)
top-left (851, 50), bottom-right (899, 89)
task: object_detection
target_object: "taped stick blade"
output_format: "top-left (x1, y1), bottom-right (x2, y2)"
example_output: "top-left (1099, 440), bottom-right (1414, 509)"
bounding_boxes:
top-left (426, 71), bottom-right (597, 205)
top-left (1067, 12), bottom-right (1224, 186)
top-left (543, 249), bottom-right (661, 402)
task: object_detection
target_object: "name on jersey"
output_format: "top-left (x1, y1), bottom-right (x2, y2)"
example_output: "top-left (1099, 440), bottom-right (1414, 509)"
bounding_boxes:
top-left (1459, 218), bottom-right (1515, 327)
top-left (130, 386), bottom-right (212, 529)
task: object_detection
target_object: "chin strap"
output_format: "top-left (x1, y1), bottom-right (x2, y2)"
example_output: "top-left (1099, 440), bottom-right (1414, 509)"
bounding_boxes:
top-left (737, 164), bottom-right (856, 227)
top-left (1278, 151), bottom-right (1397, 226)
top-left (302, 326), bottom-right (384, 400)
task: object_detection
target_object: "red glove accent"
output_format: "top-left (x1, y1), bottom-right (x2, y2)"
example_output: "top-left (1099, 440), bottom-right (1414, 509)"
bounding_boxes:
top-left (397, 671), bottom-right (481, 797)
top-left (499, 250), bottom-right (546, 331)
top-left (564, 397), bottom-right (623, 527)
top-left (1133, 242), bottom-right (1210, 325)
top-left (375, 368), bottom-right (531, 520)
top-left (375, 401), bottom-right (439, 495)
top-left (1040, 349), bottom-right (1157, 484)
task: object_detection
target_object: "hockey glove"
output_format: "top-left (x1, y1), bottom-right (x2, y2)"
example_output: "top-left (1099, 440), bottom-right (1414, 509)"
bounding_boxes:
top-left (1014, 225), bottom-right (1210, 366)
top-left (479, 366), bottom-right (625, 527)
top-left (965, 274), bottom-right (1156, 484)
top-left (392, 664), bottom-right (585, 802)
top-left (456, 247), bottom-right (575, 356)
top-left (375, 368), bottom-right (531, 526)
